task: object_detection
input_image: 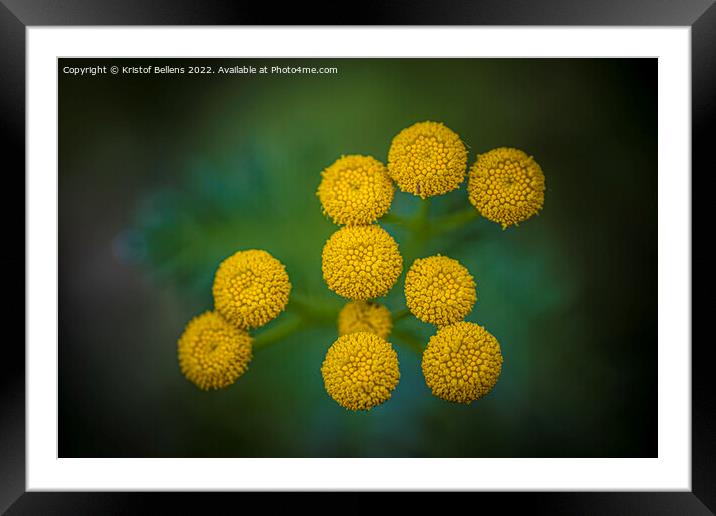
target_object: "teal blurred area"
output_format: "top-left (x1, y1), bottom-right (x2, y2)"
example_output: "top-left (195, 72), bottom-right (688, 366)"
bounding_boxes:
top-left (59, 58), bottom-right (656, 457)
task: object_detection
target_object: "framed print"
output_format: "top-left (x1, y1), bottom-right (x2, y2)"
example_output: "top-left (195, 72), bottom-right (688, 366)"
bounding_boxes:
top-left (1, 0), bottom-right (709, 513)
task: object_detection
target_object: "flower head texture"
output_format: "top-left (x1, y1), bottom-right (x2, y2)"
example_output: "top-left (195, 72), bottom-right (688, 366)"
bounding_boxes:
top-left (322, 225), bottom-right (403, 300)
top-left (212, 249), bottom-right (291, 330)
top-left (177, 311), bottom-right (253, 390)
top-left (338, 300), bottom-right (393, 340)
top-left (321, 332), bottom-right (400, 410)
top-left (317, 155), bottom-right (395, 226)
top-left (405, 255), bottom-right (476, 327)
top-left (387, 121), bottom-right (468, 198)
top-left (422, 321), bottom-right (502, 404)
top-left (467, 147), bottom-right (545, 229)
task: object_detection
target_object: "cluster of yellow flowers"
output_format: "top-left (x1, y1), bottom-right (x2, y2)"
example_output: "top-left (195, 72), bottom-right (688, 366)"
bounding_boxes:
top-left (405, 256), bottom-right (503, 404)
top-left (175, 120), bottom-right (545, 411)
top-left (177, 249), bottom-right (291, 390)
top-left (387, 121), bottom-right (546, 228)
top-left (318, 121), bottom-right (545, 410)
top-left (317, 155), bottom-right (403, 410)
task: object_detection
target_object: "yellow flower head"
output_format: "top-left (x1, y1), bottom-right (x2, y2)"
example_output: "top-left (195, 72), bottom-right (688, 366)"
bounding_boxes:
top-left (422, 321), bottom-right (502, 404)
top-left (387, 121), bottom-right (468, 198)
top-left (317, 155), bottom-right (395, 226)
top-left (212, 249), bottom-right (291, 330)
top-left (322, 225), bottom-right (403, 300)
top-left (405, 255), bottom-right (476, 327)
top-left (177, 311), bottom-right (253, 390)
top-left (467, 147), bottom-right (545, 229)
top-left (321, 332), bottom-right (400, 411)
top-left (338, 300), bottom-right (393, 340)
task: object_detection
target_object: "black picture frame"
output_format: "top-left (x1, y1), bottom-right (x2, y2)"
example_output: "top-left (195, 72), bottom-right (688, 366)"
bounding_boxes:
top-left (1, 1), bottom-right (709, 513)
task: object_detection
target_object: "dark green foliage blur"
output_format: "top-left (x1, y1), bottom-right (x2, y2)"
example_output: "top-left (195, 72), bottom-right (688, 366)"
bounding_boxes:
top-left (59, 58), bottom-right (656, 457)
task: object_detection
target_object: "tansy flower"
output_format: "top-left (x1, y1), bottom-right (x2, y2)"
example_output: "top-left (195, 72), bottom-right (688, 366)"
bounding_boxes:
top-left (387, 121), bottom-right (468, 198)
top-left (405, 255), bottom-right (476, 327)
top-left (321, 225), bottom-right (403, 300)
top-left (177, 311), bottom-right (253, 390)
top-left (212, 249), bottom-right (291, 330)
top-left (422, 321), bottom-right (502, 404)
top-left (321, 332), bottom-right (400, 410)
top-left (338, 300), bottom-right (392, 340)
top-left (467, 147), bottom-right (545, 229)
top-left (317, 155), bottom-right (394, 226)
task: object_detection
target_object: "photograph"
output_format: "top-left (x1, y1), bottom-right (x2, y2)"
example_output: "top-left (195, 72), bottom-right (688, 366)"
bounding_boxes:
top-left (58, 57), bottom-right (657, 459)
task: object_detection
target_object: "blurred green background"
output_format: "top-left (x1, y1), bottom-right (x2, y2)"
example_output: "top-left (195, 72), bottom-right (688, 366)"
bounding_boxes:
top-left (59, 58), bottom-right (656, 457)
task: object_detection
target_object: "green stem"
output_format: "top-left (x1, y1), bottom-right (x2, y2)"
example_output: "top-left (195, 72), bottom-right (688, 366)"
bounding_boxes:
top-left (393, 308), bottom-right (411, 322)
top-left (392, 328), bottom-right (424, 355)
top-left (415, 198), bottom-right (431, 233)
top-left (290, 293), bottom-right (337, 323)
top-left (253, 292), bottom-right (338, 351)
top-left (433, 207), bottom-right (479, 234)
top-left (404, 198), bottom-right (432, 265)
top-left (253, 315), bottom-right (303, 351)
top-left (380, 213), bottom-right (414, 228)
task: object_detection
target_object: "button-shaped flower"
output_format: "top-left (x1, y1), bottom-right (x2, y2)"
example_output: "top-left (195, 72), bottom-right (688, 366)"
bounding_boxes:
top-left (177, 311), bottom-right (253, 390)
top-left (338, 300), bottom-right (393, 339)
top-left (317, 155), bottom-right (395, 226)
top-left (388, 121), bottom-right (468, 198)
top-left (468, 147), bottom-right (545, 228)
top-left (322, 225), bottom-right (403, 300)
top-left (405, 255), bottom-right (476, 327)
top-left (212, 249), bottom-right (291, 330)
top-left (421, 322), bottom-right (502, 404)
top-left (321, 332), bottom-right (400, 410)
